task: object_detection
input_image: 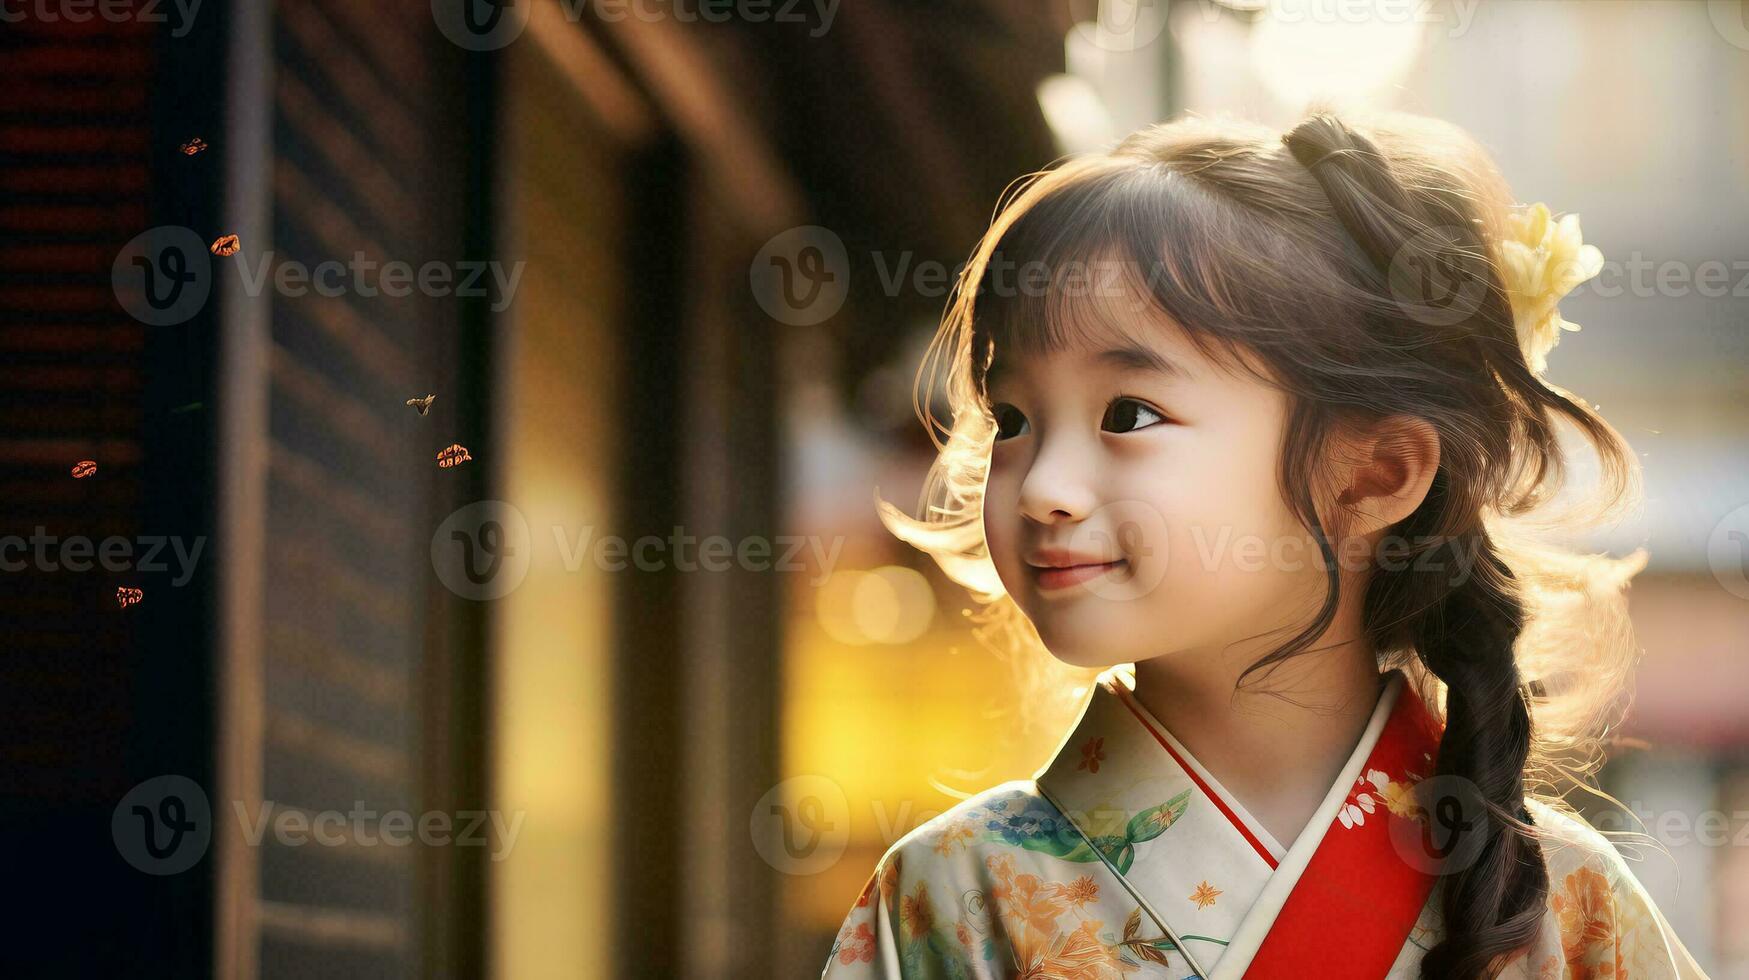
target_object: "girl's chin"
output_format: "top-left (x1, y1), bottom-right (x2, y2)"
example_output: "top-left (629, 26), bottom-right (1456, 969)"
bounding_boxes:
top-left (1035, 631), bottom-right (1138, 670)
top-left (1028, 616), bottom-right (1168, 668)
top-left (1049, 651), bottom-right (1134, 672)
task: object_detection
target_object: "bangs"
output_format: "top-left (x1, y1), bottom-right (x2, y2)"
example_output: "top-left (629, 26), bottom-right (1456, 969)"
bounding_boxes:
top-left (965, 164), bottom-right (1341, 402)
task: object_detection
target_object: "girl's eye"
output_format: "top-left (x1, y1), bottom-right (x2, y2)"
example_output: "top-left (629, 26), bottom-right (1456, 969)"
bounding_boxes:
top-left (1102, 397), bottom-right (1169, 434)
top-left (991, 403), bottom-right (1030, 441)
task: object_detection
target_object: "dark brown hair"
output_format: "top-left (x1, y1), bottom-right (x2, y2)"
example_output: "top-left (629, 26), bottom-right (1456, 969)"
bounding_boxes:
top-left (879, 106), bottom-right (1646, 978)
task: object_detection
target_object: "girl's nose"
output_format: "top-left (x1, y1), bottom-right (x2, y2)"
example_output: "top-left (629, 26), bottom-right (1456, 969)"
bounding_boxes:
top-left (1016, 438), bottom-right (1098, 525)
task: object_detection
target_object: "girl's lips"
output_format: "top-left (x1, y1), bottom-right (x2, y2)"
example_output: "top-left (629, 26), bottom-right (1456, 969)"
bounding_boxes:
top-left (1033, 559), bottom-right (1127, 592)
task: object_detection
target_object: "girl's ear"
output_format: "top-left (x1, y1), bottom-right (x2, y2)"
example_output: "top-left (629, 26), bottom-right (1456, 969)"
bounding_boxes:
top-left (1331, 415), bottom-right (1441, 535)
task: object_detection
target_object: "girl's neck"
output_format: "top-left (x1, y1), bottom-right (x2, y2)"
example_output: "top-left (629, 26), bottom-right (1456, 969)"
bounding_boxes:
top-left (1128, 639), bottom-right (1386, 851)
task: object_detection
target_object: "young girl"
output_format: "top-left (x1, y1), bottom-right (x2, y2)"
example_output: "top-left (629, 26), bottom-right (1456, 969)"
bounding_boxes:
top-left (820, 109), bottom-right (1705, 979)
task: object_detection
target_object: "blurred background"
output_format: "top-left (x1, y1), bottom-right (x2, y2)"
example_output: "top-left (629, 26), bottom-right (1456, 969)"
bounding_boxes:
top-left (2, 0), bottom-right (1746, 976)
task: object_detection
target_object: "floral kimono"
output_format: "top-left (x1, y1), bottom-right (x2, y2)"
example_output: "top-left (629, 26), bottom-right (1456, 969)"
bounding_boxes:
top-left (821, 669), bottom-right (1687, 979)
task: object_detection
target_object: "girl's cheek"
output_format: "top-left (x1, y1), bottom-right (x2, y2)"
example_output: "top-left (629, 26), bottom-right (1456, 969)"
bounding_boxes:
top-left (980, 477), bottom-right (1022, 577)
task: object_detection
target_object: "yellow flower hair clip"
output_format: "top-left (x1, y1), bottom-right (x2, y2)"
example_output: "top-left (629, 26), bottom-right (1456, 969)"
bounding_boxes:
top-left (1498, 202), bottom-right (1604, 375)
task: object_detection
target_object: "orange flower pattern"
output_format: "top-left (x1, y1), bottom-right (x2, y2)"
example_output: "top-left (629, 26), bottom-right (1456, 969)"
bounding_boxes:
top-left (1063, 876), bottom-right (1100, 908)
top-left (1077, 737), bottom-right (1106, 774)
top-left (988, 853), bottom-right (1147, 980)
top-left (1552, 867), bottom-right (1615, 971)
top-left (931, 817), bottom-right (979, 857)
top-left (1474, 799), bottom-right (1680, 980)
top-left (1531, 826), bottom-right (1676, 980)
top-left (900, 881), bottom-right (935, 941)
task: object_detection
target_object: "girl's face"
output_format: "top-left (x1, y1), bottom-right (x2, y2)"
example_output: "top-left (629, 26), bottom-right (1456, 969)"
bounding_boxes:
top-left (981, 314), bottom-right (1329, 670)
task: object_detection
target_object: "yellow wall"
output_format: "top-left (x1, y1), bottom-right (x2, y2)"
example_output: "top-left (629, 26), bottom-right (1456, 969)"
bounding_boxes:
top-left (491, 38), bottom-right (625, 980)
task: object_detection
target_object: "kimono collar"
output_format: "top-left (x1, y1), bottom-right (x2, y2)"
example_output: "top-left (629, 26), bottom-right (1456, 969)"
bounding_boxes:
top-left (1034, 667), bottom-right (1443, 978)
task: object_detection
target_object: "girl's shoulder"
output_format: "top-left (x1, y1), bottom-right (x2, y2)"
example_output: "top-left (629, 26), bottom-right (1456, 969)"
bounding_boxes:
top-left (866, 778), bottom-right (1051, 883)
top-left (823, 779), bottom-right (1054, 978)
top-left (1526, 795), bottom-right (1663, 894)
top-left (1516, 797), bottom-right (1687, 979)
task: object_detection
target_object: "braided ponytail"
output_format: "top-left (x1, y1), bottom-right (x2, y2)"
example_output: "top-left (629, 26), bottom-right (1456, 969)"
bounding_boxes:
top-left (1405, 536), bottom-right (1547, 979)
top-left (1367, 476), bottom-right (1549, 978)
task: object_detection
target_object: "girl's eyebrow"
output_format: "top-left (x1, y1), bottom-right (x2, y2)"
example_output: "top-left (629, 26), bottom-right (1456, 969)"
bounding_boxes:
top-left (985, 342), bottom-right (1188, 392)
top-left (1096, 342), bottom-right (1189, 380)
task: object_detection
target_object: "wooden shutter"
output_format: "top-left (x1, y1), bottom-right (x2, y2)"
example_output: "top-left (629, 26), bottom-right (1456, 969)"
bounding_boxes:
top-left (217, 2), bottom-right (476, 977)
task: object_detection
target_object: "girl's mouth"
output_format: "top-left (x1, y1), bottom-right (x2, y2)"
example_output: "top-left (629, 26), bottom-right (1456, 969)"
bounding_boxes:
top-left (1033, 559), bottom-right (1127, 592)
